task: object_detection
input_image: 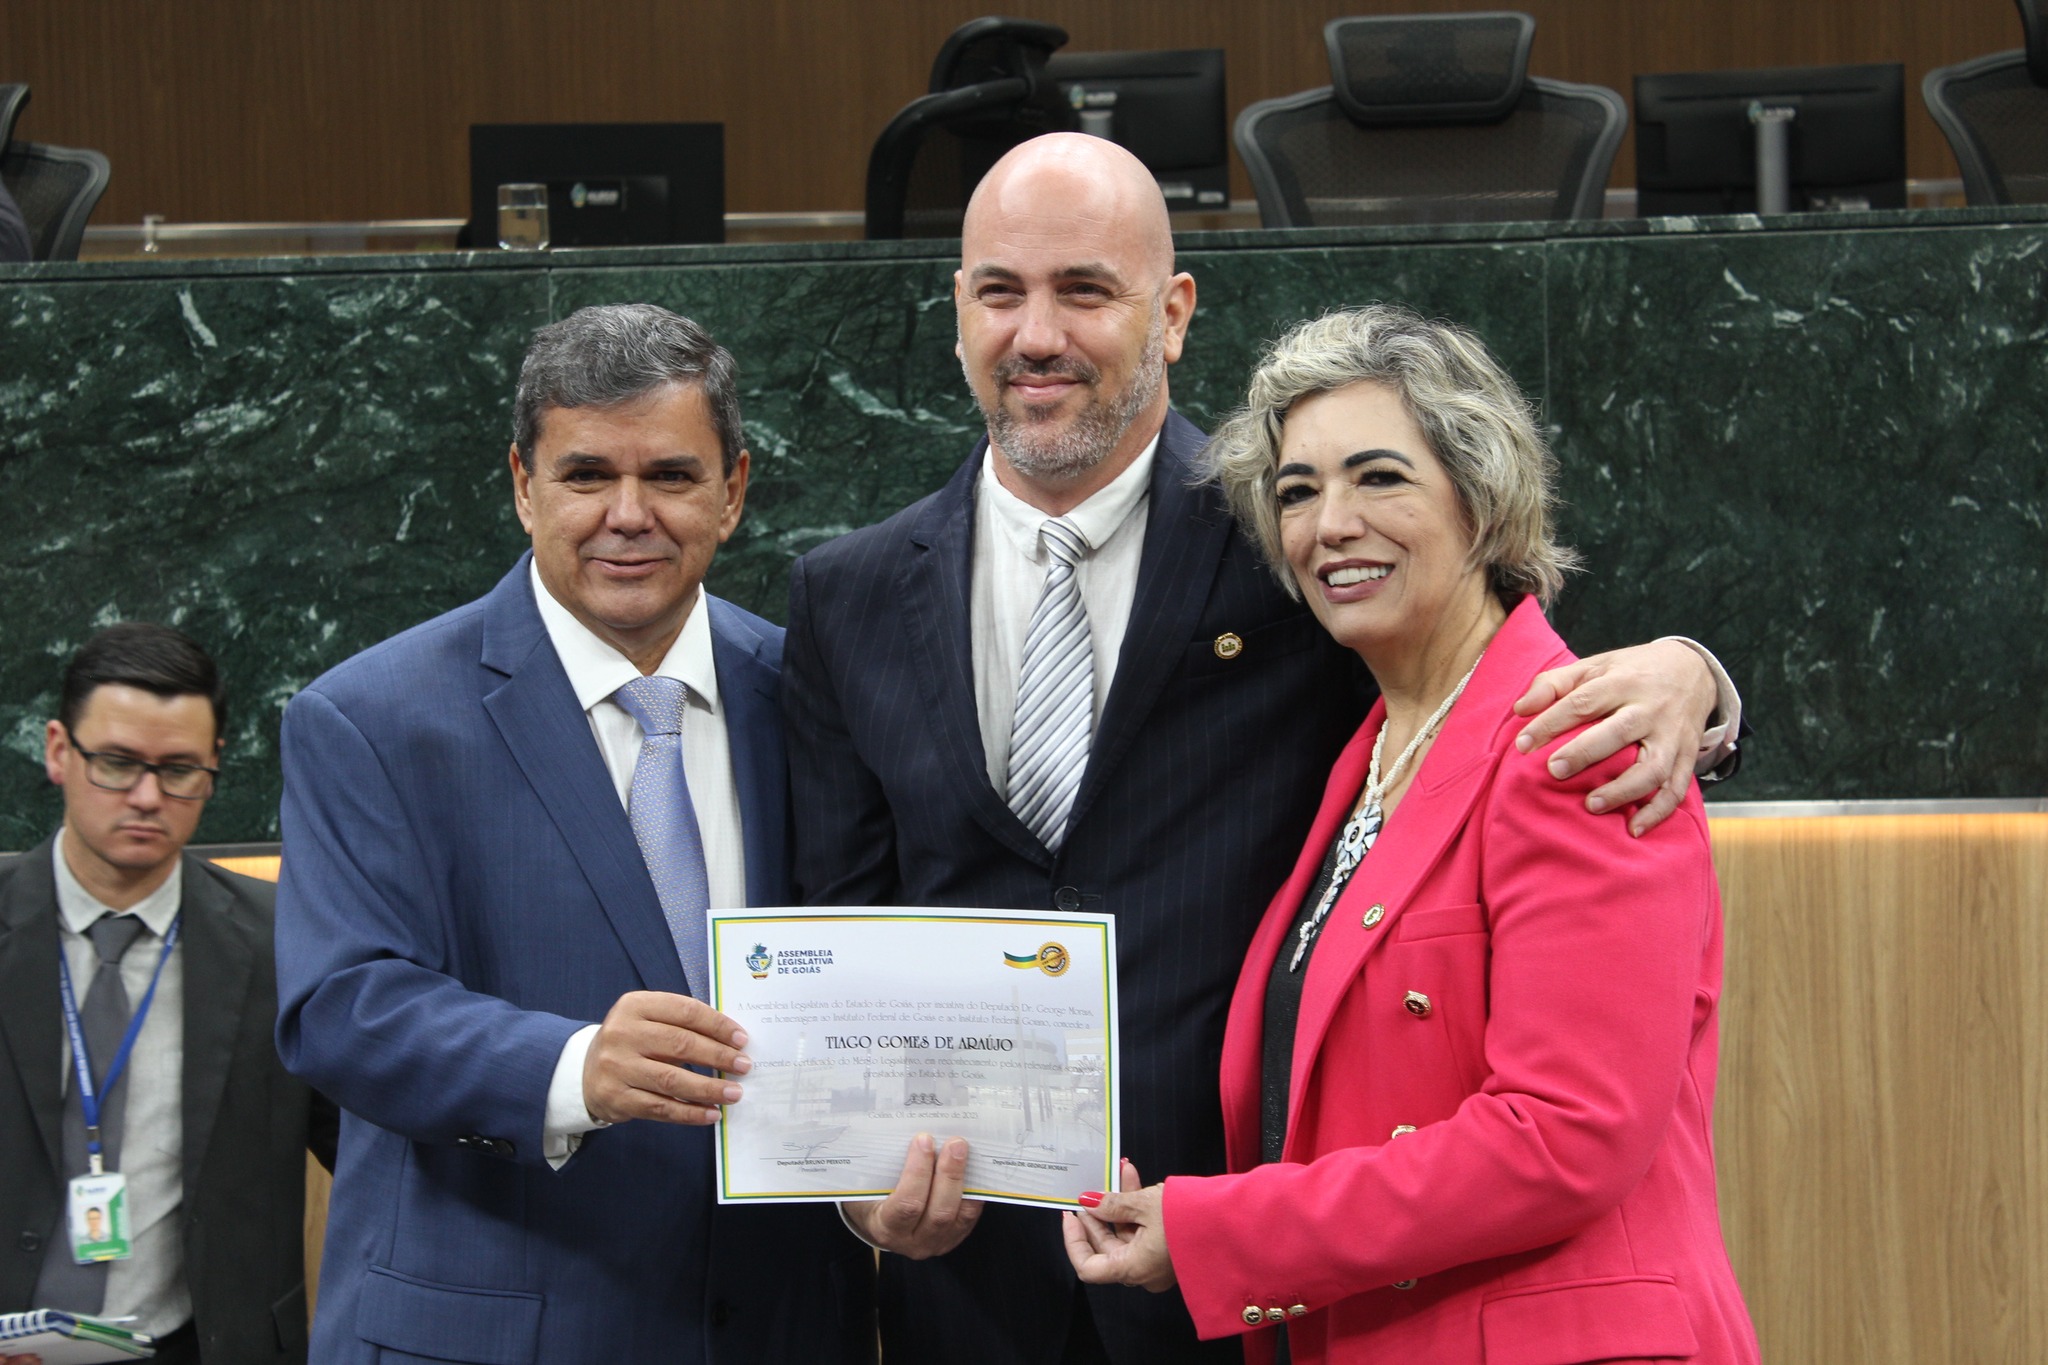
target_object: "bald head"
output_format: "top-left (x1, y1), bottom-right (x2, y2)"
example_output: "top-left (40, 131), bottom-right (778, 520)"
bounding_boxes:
top-left (963, 133), bottom-right (1176, 281)
top-left (954, 133), bottom-right (1197, 514)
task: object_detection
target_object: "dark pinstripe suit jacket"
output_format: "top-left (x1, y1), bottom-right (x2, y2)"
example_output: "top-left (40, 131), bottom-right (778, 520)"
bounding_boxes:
top-left (784, 410), bottom-right (1373, 1365)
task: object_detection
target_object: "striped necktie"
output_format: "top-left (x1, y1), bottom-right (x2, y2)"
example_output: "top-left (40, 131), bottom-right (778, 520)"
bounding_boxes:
top-left (1007, 516), bottom-right (1094, 850)
top-left (610, 676), bottom-right (712, 998)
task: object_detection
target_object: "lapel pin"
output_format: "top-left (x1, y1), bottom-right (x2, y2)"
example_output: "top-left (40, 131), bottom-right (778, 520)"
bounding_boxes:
top-left (1213, 632), bottom-right (1244, 660)
top-left (1362, 903), bottom-right (1384, 928)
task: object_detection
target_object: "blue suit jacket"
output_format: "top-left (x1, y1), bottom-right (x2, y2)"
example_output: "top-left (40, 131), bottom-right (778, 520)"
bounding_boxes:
top-left (784, 413), bottom-right (1372, 1365)
top-left (275, 555), bottom-right (874, 1365)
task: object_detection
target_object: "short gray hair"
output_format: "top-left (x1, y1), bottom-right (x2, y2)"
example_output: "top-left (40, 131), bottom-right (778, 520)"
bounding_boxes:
top-left (1203, 304), bottom-right (1579, 606)
top-left (512, 304), bottom-right (743, 474)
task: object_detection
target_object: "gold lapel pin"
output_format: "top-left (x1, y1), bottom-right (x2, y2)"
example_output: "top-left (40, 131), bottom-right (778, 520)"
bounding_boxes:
top-left (1213, 632), bottom-right (1244, 660)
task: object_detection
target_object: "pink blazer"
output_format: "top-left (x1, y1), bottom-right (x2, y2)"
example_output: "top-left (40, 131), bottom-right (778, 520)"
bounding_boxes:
top-left (1163, 598), bottom-right (1758, 1365)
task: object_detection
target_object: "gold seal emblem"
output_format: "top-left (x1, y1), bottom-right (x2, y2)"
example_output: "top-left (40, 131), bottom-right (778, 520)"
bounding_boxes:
top-left (1003, 942), bottom-right (1071, 976)
top-left (1213, 632), bottom-right (1244, 660)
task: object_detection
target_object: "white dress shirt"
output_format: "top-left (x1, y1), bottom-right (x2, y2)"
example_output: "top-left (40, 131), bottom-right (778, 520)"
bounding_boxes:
top-left (53, 840), bottom-right (190, 1339)
top-left (971, 434), bottom-right (1158, 794)
top-left (528, 562), bottom-right (747, 1162)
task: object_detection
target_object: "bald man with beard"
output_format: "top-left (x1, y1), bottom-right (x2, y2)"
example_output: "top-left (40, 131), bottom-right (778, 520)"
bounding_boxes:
top-left (782, 134), bottom-right (1737, 1365)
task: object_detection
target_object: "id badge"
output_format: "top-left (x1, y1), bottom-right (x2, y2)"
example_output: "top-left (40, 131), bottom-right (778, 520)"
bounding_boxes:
top-left (67, 1172), bottom-right (131, 1263)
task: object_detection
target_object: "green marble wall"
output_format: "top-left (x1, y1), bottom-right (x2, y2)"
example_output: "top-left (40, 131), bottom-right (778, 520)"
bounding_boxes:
top-left (1544, 220), bottom-right (2048, 799)
top-left (2, 209), bottom-right (2043, 845)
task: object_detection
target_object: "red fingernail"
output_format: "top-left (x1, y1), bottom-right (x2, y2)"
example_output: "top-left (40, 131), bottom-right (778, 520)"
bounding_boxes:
top-left (1078, 1191), bottom-right (1103, 1208)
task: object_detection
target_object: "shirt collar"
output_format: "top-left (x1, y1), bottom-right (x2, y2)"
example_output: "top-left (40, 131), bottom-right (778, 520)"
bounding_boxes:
top-left (529, 559), bottom-right (721, 716)
top-left (52, 835), bottom-right (184, 938)
top-left (978, 429), bottom-right (1159, 559)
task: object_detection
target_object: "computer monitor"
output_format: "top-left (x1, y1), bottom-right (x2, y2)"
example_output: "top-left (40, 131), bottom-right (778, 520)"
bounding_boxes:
top-left (1633, 64), bottom-right (1905, 217)
top-left (1043, 49), bottom-right (1229, 209)
top-left (467, 123), bottom-right (724, 248)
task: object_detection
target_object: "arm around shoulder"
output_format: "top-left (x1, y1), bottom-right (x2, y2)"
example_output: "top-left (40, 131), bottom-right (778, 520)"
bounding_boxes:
top-left (1514, 636), bottom-right (1737, 834)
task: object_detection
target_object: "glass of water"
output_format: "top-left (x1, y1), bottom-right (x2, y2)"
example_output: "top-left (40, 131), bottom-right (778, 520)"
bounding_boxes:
top-left (497, 183), bottom-right (550, 250)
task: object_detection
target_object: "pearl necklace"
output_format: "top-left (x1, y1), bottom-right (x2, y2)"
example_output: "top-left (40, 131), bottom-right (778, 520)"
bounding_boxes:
top-left (1288, 651), bottom-right (1485, 972)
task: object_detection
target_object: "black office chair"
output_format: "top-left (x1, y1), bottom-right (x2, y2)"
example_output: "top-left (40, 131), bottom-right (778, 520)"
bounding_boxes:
top-left (0, 84), bottom-right (28, 149)
top-left (1924, 0), bottom-right (2048, 204)
top-left (1235, 12), bottom-right (1625, 227)
top-left (864, 16), bottom-right (1079, 239)
top-left (1, 140), bottom-right (111, 261)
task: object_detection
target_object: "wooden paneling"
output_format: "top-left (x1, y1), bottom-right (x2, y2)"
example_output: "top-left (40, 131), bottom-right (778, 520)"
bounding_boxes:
top-left (207, 854), bottom-right (279, 880)
top-left (1709, 813), bottom-right (2048, 1364)
top-left (304, 1157), bottom-right (329, 1319)
top-left (0, 1), bottom-right (2020, 226)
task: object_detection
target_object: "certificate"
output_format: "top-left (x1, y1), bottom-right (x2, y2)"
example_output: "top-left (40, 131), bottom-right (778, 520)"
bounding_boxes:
top-left (709, 908), bottom-right (1118, 1209)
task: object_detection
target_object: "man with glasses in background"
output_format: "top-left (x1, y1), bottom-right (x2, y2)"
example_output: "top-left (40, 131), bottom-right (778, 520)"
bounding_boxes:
top-left (0, 623), bottom-right (335, 1365)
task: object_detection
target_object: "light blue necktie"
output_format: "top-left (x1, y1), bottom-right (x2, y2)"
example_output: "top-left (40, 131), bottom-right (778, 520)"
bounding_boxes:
top-left (1007, 516), bottom-right (1095, 850)
top-left (611, 677), bottom-right (712, 999)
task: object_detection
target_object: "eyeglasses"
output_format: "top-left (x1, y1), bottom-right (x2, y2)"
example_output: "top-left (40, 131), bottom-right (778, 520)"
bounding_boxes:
top-left (65, 727), bottom-right (219, 800)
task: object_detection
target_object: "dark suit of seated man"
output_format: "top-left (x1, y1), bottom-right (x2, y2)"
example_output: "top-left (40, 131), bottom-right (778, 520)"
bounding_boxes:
top-left (273, 304), bottom-right (875, 1365)
top-left (0, 623), bottom-right (339, 1365)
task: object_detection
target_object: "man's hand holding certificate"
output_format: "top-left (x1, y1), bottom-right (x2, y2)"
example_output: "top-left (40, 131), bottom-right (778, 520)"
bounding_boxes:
top-left (709, 909), bottom-right (1118, 1216)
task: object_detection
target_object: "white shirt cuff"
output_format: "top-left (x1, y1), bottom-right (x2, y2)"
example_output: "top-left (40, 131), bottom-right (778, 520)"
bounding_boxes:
top-left (542, 1023), bottom-right (608, 1169)
top-left (1659, 636), bottom-right (1742, 779)
top-left (837, 1202), bottom-right (885, 1251)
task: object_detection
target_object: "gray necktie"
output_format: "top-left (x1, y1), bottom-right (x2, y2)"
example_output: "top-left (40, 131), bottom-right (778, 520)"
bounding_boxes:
top-left (34, 913), bottom-right (149, 1313)
top-left (611, 677), bottom-right (713, 998)
top-left (1007, 517), bottom-right (1095, 850)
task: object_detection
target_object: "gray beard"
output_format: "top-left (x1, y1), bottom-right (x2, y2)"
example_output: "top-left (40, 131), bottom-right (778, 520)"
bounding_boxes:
top-left (976, 315), bottom-right (1166, 484)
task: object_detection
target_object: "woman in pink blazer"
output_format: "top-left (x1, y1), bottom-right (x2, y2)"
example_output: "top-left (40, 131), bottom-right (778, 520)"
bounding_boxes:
top-left (1065, 306), bottom-right (1758, 1364)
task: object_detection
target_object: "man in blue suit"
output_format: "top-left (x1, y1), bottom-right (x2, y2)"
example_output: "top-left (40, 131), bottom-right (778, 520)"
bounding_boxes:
top-left (273, 305), bottom-right (875, 1364)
